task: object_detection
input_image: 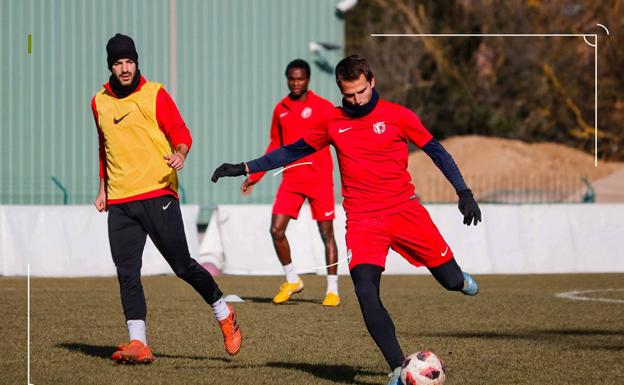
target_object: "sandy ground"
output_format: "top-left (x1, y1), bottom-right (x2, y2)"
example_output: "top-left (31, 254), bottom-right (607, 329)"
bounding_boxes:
top-left (408, 135), bottom-right (624, 202)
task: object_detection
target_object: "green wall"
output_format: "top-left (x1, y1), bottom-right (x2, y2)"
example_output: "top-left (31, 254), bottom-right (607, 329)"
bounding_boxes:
top-left (0, 0), bottom-right (344, 216)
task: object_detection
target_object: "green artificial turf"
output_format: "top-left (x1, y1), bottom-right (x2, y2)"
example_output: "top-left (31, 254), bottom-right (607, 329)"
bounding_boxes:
top-left (1, 274), bottom-right (623, 385)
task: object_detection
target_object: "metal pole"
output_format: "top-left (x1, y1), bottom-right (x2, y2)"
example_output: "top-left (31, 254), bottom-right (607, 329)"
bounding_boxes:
top-left (169, 0), bottom-right (177, 99)
top-left (50, 176), bottom-right (68, 205)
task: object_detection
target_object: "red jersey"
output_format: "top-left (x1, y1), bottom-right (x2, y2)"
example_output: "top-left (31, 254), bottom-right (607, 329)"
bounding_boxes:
top-left (304, 98), bottom-right (433, 218)
top-left (248, 90), bottom-right (334, 185)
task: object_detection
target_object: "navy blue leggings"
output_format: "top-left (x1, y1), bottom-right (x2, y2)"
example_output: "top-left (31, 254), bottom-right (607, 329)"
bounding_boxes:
top-left (350, 259), bottom-right (464, 369)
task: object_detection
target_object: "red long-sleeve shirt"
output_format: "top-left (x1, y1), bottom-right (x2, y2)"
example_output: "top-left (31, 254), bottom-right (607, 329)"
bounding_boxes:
top-left (248, 90), bottom-right (334, 185)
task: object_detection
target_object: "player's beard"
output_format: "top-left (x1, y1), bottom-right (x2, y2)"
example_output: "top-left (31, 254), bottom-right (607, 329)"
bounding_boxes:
top-left (109, 69), bottom-right (142, 98)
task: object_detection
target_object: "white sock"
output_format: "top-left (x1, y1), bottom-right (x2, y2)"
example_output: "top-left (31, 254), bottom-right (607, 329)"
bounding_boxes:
top-left (283, 263), bottom-right (300, 283)
top-left (211, 297), bottom-right (231, 321)
top-left (127, 319), bottom-right (147, 345)
top-left (326, 275), bottom-right (339, 294)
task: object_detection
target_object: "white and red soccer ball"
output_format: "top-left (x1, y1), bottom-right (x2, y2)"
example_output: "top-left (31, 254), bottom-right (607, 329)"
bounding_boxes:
top-left (400, 351), bottom-right (446, 385)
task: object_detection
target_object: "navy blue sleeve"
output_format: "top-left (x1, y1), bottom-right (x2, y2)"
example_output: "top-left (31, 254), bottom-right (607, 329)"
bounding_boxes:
top-left (421, 139), bottom-right (469, 194)
top-left (247, 138), bottom-right (317, 173)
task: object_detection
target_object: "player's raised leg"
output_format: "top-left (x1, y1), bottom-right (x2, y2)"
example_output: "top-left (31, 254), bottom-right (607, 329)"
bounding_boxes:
top-left (389, 201), bottom-right (480, 297)
top-left (142, 197), bottom-right (242, 355)
top-left (429, 257), bottom-right (479, 296)
top-left (270, 213), bottom-right (304, 304)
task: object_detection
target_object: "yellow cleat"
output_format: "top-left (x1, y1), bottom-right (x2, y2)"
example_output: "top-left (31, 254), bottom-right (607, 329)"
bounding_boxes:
top-left (272, 279), bottom-right (304, 304)
top-left (322, 292), bottom-right (341, 307)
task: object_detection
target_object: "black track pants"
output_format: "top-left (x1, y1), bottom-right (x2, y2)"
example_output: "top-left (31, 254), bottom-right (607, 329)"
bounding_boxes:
top-left (108, 196), bottom-right (223, 320)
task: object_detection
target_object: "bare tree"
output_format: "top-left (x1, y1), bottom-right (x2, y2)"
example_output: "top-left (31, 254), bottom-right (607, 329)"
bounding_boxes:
top-left (345, 0), bottom-right (623, 159)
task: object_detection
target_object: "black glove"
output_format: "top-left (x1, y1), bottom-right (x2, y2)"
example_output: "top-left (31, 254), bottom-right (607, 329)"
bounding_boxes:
top-left (458, 190), bottom-right (482, 226)
top-left (211, 163), bottom-right (247, 183)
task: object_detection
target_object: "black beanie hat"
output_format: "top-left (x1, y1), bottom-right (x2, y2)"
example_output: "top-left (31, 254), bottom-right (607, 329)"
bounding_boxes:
top-left (106, 34), bottom-right (139, 70)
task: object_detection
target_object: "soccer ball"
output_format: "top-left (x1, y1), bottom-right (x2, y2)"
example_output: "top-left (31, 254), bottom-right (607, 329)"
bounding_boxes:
top-left (400, 351), bottom-right (446, 385)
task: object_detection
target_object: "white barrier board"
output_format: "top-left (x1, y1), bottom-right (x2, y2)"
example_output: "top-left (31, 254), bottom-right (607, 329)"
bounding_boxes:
top-left (2, 204), bottom-right (623, 277)
top-left (200, 204), bottom-right (624, 275)
top-left (0, 205), bottom-right (200, 277)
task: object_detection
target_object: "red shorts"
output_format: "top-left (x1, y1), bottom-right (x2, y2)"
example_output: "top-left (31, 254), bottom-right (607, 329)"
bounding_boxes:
top-left (346, 201), bottom-right (453, 270)
top-left (273, 182), bottom-right (335, 221)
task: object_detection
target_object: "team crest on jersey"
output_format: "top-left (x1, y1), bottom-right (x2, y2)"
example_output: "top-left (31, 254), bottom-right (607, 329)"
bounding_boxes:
top-left (373, 121), bottom-right (386, 134)
top-left (301, 107), bottom-right (312, 119)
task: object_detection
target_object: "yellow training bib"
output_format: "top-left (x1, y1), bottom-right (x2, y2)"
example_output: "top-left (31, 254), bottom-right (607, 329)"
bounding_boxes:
top-left (94, 82), bottom-right (178, 200)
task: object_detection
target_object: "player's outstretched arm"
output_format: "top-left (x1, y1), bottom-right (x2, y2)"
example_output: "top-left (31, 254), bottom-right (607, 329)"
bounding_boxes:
top-left (421, 138), bottom-right (482, 226)
top-left (211, 138), bottom-right (317, 183)
top-left (457, 190), bottom-right (481, 226)
top-left (211, 163), bottom-right (248, 182)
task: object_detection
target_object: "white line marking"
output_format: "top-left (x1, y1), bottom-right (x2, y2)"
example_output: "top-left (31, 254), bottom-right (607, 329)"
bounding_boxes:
top-left (272, 162), bottom-right (313, 176)
top-left (594, 36), bottom-right (598, 167)
top-left (28, 263), bottom-right (33, 385)
top-left (372, 33), bottom-right (592, 37)
top-left (555, 288), bottom-right (624, 304)
top-left (582, 34), bottom-right (596, 47)
top-left (168, 0), bottom-right (177, 99)
top-left (310, 255), bottom-right (351, 270)
top-left (596, 23), bottom-right (609, 35)
top-left (371, 29), bottom-right (609, 167)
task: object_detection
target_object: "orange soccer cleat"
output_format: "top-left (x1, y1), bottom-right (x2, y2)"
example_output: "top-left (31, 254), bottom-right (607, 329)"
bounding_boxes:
top-left (111, 339), bottom-right (154, 364)
top-left (218, 305), bottom-right (242, 356)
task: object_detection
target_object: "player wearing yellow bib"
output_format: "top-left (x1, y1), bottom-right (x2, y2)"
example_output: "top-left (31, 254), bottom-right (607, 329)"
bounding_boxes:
top-left (91, 34), bottom-right (241, 364)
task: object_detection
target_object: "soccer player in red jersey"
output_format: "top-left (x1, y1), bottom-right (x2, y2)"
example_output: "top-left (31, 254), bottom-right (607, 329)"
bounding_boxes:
top-left (241, 59), bottom-right (340, 306)
top-left (212, 55), bottom-right (481, 385)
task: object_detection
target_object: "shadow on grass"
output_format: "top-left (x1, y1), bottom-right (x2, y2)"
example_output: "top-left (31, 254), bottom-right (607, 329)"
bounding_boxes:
top-left (267, 361), bottom-right (386, 385)
top-left (428, 328), bottom-right (623, 339)
top-left (57, 342), bottom-right (230, 362)
top-left (599, 345), bottom-right (624, 352)
top-left (243, 296), bottom-right (320, 305)
top-left (418, 328), bottom-right (624, 351)
top-left (58, 342), bottom-right (115, 359)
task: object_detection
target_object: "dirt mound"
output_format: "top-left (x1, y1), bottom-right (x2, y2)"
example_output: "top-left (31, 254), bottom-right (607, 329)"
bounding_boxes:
top-left (408, 135), bottom-right (624, 203)
top-left (591, 169), bottom-right (624, 203)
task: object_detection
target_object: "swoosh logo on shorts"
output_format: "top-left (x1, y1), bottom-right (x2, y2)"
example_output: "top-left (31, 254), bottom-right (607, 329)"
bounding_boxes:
top-left (441, 246), bottom-right (449, 257)
top-left (162, 201), bottom-right (172, 210)
top-left (324, 210), bottom-right (334, 217)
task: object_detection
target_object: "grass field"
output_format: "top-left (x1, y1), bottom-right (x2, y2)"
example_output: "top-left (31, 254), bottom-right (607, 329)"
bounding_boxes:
top-left (2, 273), bottom-right (623, 385)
